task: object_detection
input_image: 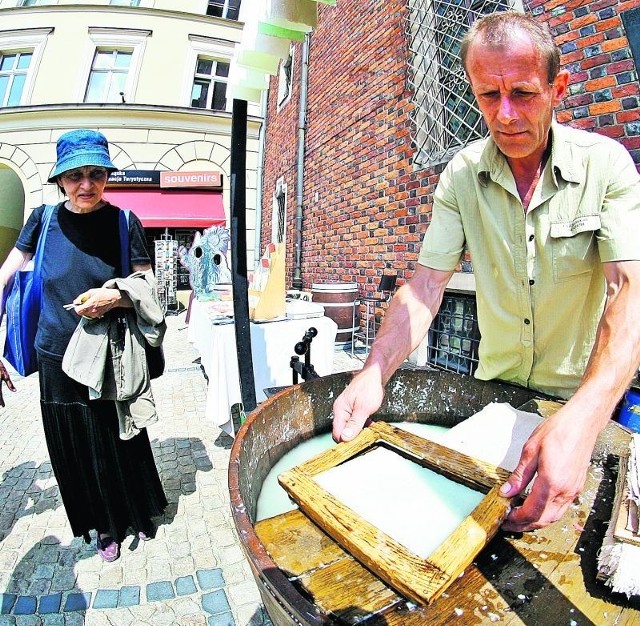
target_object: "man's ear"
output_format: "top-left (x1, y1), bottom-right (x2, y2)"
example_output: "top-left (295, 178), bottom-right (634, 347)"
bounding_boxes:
top-left (552, 69), bottom-right (570, 106)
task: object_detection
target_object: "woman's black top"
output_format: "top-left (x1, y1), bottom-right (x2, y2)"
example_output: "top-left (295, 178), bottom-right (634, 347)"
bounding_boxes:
top-left (16, 201), bottom-right (150, 359)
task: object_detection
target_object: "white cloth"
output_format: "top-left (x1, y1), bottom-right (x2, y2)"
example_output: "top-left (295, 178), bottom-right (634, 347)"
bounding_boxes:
top-left (439, 402), bottom-right (543, 472)
top-left (187, 298), bottom-right (337, 436)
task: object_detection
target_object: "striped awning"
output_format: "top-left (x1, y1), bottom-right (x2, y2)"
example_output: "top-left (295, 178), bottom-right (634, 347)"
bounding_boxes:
top-left (228, 0), bottom-right (337, 102)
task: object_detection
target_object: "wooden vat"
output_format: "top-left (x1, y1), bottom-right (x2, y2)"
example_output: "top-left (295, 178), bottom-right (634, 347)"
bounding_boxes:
top-left (228, 369), bottom-right (640, 625)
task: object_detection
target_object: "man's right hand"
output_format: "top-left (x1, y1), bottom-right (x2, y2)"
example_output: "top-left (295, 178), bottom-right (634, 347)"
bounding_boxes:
top-left (332, 367), bottom-right (385, 442)
top-left (0, 359), bottom-right (16, 407)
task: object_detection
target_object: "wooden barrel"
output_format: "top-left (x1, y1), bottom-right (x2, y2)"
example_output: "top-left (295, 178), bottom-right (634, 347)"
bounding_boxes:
top-left (228, 372), bottom-right (636, 625)
top-left (311, 282), bottom-right (358, 346)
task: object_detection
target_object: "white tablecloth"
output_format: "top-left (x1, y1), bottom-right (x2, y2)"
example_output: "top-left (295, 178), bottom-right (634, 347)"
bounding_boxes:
top-left (188, 298), bottom-right (338, 435)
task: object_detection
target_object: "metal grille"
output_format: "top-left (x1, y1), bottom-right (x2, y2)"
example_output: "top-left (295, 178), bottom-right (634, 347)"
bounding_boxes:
top-left (428, 293), bottom-right (480, 375)
top-left (275, 186), bottom-right (286, 244)
top-left (406, 0), bottom-right (518, 166)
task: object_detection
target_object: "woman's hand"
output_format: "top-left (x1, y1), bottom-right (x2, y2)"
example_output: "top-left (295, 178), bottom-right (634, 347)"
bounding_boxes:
top-left (73, 288), bottom-right (123, 319)
top-left (0, 360), bottom-right (17, 407)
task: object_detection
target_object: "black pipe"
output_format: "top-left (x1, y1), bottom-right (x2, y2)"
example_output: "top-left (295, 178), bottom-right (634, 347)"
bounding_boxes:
top-left (230, 98), bottom-right (257, 414)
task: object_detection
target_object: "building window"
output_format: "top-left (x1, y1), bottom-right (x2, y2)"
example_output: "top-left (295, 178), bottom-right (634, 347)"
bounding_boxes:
top-left (206, 0), bottom-right (241, 21)
top-left (191, 56), bottom-right (229, 110)
top-left (272, 180), bottom-right (287, 244)
top-left (428, 292), bottom-right (480, 375)
top-left (277, 47), bottom-right (294, 108)
top-left (407, 0), bottom-right (521, 167)
top-left (0, 28), bottom-right (51, 107)
top-left (85, 49), bottom-right (132, 102)
top-left (621, 7), bottom-right (640, 72)
top-left (0, 51), bottom-right (31, 107)
top-left (81, 28), bottom-right (150, 104)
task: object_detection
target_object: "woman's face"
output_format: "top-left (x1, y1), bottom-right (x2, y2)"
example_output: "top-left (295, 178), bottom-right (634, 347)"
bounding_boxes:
top-left (59, 166), bottom-right (108, 212)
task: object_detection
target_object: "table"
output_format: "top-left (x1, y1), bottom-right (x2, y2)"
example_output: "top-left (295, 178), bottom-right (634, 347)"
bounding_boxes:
top-left (188, 298), bottom-right (338, 435)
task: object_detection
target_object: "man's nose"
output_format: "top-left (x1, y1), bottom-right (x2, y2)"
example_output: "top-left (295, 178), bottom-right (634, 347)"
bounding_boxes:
top-left (497, 95), bottom-right (517, 123)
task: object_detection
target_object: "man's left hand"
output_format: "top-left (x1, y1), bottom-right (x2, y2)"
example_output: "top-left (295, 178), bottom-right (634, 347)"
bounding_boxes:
top-left (499, 405), bottom-right (599, 532)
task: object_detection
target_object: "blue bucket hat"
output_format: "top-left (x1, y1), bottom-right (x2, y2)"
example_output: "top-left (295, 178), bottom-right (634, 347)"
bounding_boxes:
top-left (48, 129), bottom-right (117, 182)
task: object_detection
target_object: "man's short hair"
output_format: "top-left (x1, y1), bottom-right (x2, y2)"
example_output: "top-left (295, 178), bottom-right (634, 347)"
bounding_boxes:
top-left (460, 10), bottom-right (561, 83)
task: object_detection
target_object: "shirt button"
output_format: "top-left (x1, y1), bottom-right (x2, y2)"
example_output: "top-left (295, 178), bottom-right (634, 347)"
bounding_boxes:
top-left (529, 234), bottom-right (535, 241)
top-left (524, 318), bottom-right (531, 325)
top-left (529, 279), bottom-right (535, 285)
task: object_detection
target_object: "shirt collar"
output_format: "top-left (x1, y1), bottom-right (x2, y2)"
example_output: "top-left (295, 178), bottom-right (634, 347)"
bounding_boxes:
top-left (477, 122), bottom-right (585, 188)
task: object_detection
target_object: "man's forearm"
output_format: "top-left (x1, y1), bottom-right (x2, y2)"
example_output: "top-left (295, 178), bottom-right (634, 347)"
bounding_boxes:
top-left (568, 261), bottom-right (640, 428)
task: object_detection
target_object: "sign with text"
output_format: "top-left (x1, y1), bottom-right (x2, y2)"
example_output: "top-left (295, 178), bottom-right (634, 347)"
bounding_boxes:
top-left (160, 171), bottom-right (223, 189)
top-left (107, 170), bottom-right (223, 189)
top-left (107, 170), bottom-right (160, 187)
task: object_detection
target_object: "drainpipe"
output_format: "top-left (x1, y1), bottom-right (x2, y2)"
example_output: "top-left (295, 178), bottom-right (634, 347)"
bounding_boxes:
top-left (254, 90), bottom-right (268, 270)
top-left (292, 33), bottom-right (310, 290)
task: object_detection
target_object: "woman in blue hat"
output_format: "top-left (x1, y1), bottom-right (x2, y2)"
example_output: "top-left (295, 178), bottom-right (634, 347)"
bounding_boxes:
top-left (0, 129), bottom-right (167, 562)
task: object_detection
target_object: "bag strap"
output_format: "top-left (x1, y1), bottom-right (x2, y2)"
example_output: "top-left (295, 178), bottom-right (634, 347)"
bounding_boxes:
top-left (118, 208), bottom-right (131, 276)
top-left (32, 204), bottom-right (56, 306)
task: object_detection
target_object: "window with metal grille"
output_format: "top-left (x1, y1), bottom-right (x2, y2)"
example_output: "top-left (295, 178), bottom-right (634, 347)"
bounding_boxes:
top-left (277, 48), bottom-right (294, 108)
top-left (428, 292), bottom-right (480, 375)
top-left (274, 182), bottom-right (286, 244)
top-left (406, 0), bottom-right (521, 167)
top-left (621, 7), bottom-right (640, 72)
top-left (0, 51), bottom-right (31, 107)
top-left (191, 56), bottom-right (229, 111)
top-left (206, 0), bottom-right (241, 21)
top-left (84, 49), bottom-right (132, 103)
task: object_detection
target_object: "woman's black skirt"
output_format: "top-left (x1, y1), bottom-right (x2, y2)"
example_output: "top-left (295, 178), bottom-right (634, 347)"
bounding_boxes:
top-left (38, 353), bottom-right (167, 544)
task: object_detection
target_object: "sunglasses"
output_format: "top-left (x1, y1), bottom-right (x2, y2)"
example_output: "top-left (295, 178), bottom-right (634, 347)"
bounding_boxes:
top-left (61, 168), bottom-right (109, 183)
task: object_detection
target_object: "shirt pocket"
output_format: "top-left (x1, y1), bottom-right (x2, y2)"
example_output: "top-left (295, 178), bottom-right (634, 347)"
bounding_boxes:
top-left (549, 215), bottom-right (600, 282)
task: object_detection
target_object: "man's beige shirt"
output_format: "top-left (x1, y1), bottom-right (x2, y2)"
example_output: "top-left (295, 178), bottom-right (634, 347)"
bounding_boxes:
top-left (418, 122), bottom-right (640, 399)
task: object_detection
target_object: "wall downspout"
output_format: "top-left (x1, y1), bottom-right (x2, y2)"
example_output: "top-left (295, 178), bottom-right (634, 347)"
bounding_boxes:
top-left (292, 34), bottom-right (310, 290)
top-left (253, 91), bottom-right (268, 269)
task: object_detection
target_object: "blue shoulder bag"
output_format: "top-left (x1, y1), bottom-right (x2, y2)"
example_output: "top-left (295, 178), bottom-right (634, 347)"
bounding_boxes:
top-left (3, 204), bottom-right (55, 376)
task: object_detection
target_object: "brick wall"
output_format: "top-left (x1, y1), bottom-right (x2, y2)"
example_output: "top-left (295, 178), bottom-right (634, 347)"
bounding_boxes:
top-left (260, 0), bottom-right (640, 294)
top-left (529, 0), bottom-right (640, 160)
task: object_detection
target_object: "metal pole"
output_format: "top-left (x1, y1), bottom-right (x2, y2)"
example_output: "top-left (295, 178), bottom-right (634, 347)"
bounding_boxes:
top-left (230, 98), bottom-right (257, 415)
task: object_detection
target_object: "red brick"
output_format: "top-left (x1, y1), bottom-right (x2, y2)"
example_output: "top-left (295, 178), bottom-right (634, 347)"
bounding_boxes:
top-left (618, 110), bottom-right (640, 123)
top-left (602, 38), bottom-right (627, 53)
top-left (585, 76), bottom-right (617, 91)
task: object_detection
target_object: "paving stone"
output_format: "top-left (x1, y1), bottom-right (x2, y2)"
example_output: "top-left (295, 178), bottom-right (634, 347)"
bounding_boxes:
top-left (92, 589), bottom-right (119, 609)
top-left (196, 569), bottom-right (224, 591)
top-left (118, 586), bottom-right (140, 608)
top-left (175, 575), bottom-right (197, 596)
top-left (0, 594), bottom-right (16, 615)
top-left (38, 592), bottom-right (61, 614)
top-left (13, 596), bottom-right (37, 615)
top-left (201, 590), bottom-right (231, 615)
top-left (146, 581), bottom-right (175, 602)
top-left (63, 592), bottom-right (91, 612)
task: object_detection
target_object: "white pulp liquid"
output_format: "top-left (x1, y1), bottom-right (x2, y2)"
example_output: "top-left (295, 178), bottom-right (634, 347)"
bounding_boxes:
top-left (315, 446), bottom-right (483, 558)
top-left (256, 422), bottom-right (449, 522)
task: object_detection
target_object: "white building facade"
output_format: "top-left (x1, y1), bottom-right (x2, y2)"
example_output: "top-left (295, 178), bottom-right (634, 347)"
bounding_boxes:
top-left (0, 0), bottom-right (261, 277)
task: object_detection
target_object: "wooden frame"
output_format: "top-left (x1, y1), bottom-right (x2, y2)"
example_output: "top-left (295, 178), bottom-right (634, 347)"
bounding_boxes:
top-left (278, 421), bottom-right (512, 606)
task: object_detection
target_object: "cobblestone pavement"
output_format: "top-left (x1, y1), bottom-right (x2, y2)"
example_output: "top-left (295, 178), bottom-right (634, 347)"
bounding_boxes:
top-left (0, 312), bottom-right (363, 626)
